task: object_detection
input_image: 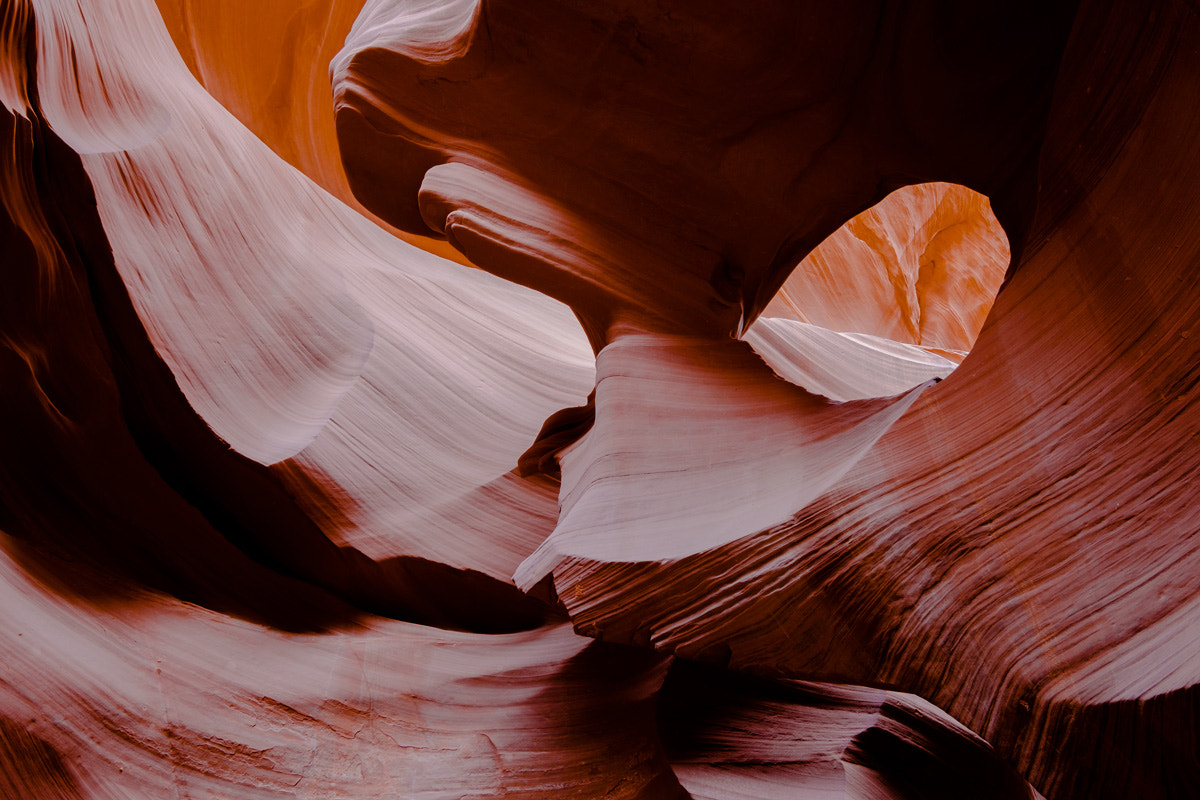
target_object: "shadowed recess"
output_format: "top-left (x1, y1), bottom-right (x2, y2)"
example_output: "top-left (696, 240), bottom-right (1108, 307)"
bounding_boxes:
top-left (0, 717), bottom-right (84, 800)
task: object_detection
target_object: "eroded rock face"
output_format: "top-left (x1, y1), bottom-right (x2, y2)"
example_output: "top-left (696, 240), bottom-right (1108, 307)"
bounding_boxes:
top-left (152, 0), bottom-right (467, 265)
top-left (332, 0), bottom-right (1072, 345)
top-left (332, 0), bottom-right (1200, 798)
top-left (1, 0), bottom-right (1197, 798)
top-left (760, 182), bottom-right (1010, 360)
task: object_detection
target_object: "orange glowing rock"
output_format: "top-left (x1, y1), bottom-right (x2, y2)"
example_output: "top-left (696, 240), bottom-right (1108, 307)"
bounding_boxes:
top-left (761, 182), bottom-right (1010, 360)
top-left (153, 0), bottom-right (468, 263)
top-left (2, 0), bottom-right (1198, 798)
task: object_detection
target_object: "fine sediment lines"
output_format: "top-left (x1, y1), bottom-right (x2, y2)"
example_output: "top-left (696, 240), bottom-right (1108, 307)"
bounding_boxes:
top-left (3, 0), bottom-right (1199, 797)
top-left (333, 0), bottom-right (1200, 798)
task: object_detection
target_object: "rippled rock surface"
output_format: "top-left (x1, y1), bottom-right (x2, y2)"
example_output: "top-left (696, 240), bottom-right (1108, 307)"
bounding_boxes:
top-left (2, 0), bottom-right (1197, 798)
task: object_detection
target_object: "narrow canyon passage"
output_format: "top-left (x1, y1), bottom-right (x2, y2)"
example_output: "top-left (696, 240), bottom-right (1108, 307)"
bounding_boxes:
top-left (1, 0), bottom-right (1198, 798)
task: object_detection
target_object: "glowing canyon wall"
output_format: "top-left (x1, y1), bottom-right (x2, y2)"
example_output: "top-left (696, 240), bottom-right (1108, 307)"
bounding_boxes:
top-left (1, 0), bottom-right (1197, 798)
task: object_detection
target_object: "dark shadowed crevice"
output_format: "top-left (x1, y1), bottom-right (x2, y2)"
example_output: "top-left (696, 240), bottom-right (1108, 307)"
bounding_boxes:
top-left (0, 717), bottom-right (85, 800)
top-left (657, 659), bottom-right (1035, 799)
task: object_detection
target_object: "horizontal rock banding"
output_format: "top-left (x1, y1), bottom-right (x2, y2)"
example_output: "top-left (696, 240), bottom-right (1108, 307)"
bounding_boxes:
top-left (2, 0), bottom-right (1198, 797)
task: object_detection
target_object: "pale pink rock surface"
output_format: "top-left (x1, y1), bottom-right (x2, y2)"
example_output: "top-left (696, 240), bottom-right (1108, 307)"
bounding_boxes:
top-left (0, 533), bottom-right (681, 798)
top-left (23, 0), bottom-right (597, 578)
top-left (29, 0), bottom-right (374, 465)
top-left (152, 0), bottom-right (469, 264)
top-left (514, 335), bottom-right (932, 586)
top-left (3, 0), bottom-right (1198, 798)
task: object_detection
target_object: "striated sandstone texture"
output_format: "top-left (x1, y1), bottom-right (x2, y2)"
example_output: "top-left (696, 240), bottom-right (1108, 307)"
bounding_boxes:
top-left (760, 182), bottom-right (1010, 361)
top-left (152, 0), bottom-right (467, 264)
top-left (333, 0), bottom-right (1200, 797)
top-left (0, 0), bottom-right (1197, 798)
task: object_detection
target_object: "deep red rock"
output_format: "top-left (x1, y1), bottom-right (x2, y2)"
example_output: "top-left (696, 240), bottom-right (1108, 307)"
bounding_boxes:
top-left (2, 0), bottom-right (1198, 797)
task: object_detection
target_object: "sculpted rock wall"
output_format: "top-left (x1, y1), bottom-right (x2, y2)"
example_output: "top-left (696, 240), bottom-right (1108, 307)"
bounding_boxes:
top-left (1, 0), bottom-right (1197, 798)
top-left (0, 1), bottom-right (673, 796)
top-left (152, 0), bottom-right (467, 263)
top-left (333, 0), bottom-right (1074, 344)
top-left (334, 1), bottom-right (1200, 798)
top-left (760, 182), bottom-right (1010, 360)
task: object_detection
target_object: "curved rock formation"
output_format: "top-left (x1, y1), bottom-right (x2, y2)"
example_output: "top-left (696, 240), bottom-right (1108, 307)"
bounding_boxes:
top-left (333, 0), bottom-right (1200, 798)
top-left (2, 0), bottom-right (1198, 797)
top-left (659, 661), bottom-right (1037, 800)
top-left (152, 0), bottom-right (467, 264)
top-left (333, 0), bottom-right (1071, 344)
top-left (760, 182), bottom-right (1010, 361)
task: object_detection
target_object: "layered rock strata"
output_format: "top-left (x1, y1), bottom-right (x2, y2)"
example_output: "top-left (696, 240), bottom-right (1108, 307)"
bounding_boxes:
top-left (333, 1), bottom-right (1200, 798)
top-left (1, 0), bottom-right (1196, 798)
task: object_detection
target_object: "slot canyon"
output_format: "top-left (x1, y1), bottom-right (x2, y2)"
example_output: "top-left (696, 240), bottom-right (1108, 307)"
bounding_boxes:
top-left (1, 0), bottom-right (1198, 797)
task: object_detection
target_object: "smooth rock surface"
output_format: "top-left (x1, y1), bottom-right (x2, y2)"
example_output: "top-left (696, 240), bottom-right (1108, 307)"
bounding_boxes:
top-left (3, 0), bottom-right (1198, 798)
top-left (334, 1), bottom-right (1200, 798)
top-left (760, 182), bottom-right (1009, 359)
